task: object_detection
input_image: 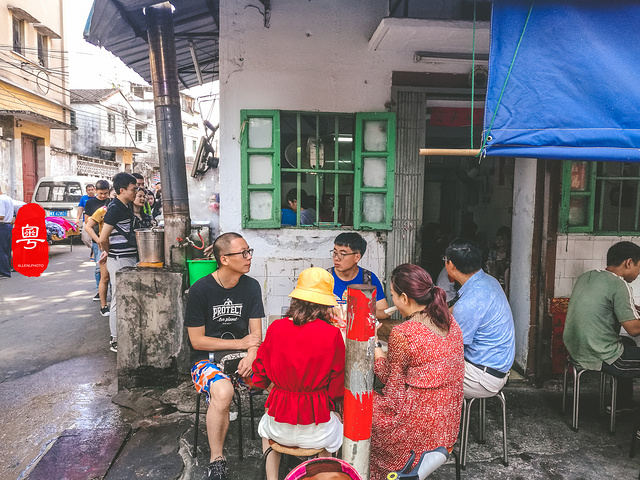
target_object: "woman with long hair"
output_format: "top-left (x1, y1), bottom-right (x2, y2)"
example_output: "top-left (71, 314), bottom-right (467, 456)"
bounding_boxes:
top-left (252, 267), bottom-right (345, 480)
top-left (132, 187), bottom-right (153, 229)
top-left (370, 263), bottom-right (464, 480)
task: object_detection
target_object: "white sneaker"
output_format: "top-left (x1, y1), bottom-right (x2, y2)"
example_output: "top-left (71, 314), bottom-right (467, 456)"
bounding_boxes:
top-left (229, 411), bottom-right (238, 421)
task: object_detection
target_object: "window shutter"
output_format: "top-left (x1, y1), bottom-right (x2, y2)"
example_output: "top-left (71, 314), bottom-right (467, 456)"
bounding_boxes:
top-left (354, 112), bottom-right (396, 230)
top-left (241, 110), bottom-right (281, 228)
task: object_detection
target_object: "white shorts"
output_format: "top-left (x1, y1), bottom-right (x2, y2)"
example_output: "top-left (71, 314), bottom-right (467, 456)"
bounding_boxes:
top-left (258, 411), bottom-right (343, 453)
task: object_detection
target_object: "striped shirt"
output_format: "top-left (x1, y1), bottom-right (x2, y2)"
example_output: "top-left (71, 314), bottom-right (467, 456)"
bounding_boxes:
top-left (104, 198), bottom-right (137, 258)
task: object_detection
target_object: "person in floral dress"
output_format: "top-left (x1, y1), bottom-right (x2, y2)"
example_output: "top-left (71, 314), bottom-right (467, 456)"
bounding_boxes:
top-left (370, 263), bottom-right (464, 480)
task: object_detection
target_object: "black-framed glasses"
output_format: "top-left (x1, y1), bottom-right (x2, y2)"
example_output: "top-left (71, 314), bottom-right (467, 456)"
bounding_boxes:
top-left (331, 250), bottom-right (358, 260)
top-left (223, 248), bottom-right (254, 259)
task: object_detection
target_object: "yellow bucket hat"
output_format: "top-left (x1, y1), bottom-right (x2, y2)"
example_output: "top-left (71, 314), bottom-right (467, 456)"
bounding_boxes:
top-left (289, 267), bottom-right (338, 306)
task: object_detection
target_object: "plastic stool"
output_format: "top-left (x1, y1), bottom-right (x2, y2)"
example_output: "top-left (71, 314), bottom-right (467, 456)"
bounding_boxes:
top-left (460, 391), bottom-right (508, 469)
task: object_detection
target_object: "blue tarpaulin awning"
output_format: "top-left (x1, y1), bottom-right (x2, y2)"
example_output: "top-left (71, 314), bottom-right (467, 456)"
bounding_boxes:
top-left (484, 0), bottom-right (640, 161)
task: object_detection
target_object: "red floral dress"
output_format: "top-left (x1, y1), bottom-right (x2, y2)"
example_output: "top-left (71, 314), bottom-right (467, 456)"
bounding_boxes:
top-left (370, 316), bottom-right (464, 480)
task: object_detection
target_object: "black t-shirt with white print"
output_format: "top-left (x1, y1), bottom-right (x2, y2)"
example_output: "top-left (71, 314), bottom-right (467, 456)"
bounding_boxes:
top-left (184, 273), bottom-right (265, 365)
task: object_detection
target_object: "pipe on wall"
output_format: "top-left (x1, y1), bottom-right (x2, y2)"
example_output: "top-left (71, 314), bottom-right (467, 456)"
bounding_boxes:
top-left (145, 2), bottom-right (191, 269)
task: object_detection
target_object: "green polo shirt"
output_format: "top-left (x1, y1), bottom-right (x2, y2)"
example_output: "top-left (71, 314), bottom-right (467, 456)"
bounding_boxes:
top-left (563, 269), bottom-right (639, 371)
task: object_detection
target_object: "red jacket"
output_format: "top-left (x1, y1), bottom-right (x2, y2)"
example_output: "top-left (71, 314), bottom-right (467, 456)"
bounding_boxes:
top-left (252, 317), bottom-right (345, 425)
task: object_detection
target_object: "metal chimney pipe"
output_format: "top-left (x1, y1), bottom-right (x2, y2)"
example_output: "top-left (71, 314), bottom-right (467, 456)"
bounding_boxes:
top-left (145, 2), bottom-right (190, 269)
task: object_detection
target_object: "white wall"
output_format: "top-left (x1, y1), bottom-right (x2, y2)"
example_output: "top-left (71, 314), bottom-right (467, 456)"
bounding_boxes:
top-left (216, 0), bottom-right (486, 315)
top-left (509, 158), bottom-right (537, 371)
top-left (555, 235), bottom-right (640, 303)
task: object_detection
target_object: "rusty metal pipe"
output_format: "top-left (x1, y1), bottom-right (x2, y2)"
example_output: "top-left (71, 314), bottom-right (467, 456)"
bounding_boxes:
top-left (145, 2), bottom-right (190, 269)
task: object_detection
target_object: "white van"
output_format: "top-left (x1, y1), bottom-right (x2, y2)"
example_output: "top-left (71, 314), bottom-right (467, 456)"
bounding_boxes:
top-left (33, 176), bottom-right (101, 222)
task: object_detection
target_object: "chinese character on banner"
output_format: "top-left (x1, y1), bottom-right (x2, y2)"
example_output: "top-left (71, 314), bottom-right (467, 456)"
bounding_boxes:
top-left (13, 203), bottom-right (48, 277)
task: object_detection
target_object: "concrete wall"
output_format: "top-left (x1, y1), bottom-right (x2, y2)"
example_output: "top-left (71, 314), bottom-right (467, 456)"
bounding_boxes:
top-left (117, 268), bottom-right (190, 389)
top-left (509, 158), bottom-right (537, 371)
top-left (555, 235), bottom-right (640, 303)
top-left (217, 0), bottom-right (484, 316)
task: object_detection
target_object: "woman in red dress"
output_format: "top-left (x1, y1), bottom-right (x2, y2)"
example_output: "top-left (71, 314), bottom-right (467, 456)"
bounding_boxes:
top-left (252, 267), bottom-right (345, 480)
top-left (370, 263), bottom-right (464, 480)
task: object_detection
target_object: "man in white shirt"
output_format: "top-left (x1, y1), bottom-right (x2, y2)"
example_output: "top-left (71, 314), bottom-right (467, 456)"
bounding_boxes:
top-left (0, 186), bottom-right (14, 278)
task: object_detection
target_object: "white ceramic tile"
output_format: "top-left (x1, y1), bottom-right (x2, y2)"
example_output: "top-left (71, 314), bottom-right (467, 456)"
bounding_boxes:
top-left (573, 239), bottom-right (594, 260)
top-left (555, 277), bottom-right (574, 297)
top-left (556, 237), bottom-right (575, 259)
top-left (554, 259), bottom-right (565, 278)
top-left (564, 260), bottom-right (585, 279)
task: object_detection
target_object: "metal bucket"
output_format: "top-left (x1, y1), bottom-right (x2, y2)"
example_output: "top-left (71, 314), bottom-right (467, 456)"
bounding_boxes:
top-left (135, 228), bottom-right (164, 264)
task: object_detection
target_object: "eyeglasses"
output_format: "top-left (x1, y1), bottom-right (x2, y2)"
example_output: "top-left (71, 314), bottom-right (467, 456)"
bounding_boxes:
top-left (331, 250), bottom-right (359, 260)
top-left (223, 248), bottom-right (254, 259)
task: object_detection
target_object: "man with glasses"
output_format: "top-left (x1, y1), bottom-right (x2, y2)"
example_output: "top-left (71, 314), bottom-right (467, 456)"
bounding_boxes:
top-left (444, 238), bottom-right (515, 398)
top-left (185, 232), bottom-right (264, 480)
top-left (329, 232), bottom-right (390, 320)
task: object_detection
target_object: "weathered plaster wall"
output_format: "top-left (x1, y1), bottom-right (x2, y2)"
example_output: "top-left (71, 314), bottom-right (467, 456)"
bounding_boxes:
top-left (555, 235), bottom-right (640, 303)
top-left (217, 0), bottom-right (483, 316)
top-left (510, 158), bottom-right (537, 371)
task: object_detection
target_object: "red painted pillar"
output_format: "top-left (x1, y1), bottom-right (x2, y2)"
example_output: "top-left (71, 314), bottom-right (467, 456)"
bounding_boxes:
top-left (342, 284), bottom-right (376, 480)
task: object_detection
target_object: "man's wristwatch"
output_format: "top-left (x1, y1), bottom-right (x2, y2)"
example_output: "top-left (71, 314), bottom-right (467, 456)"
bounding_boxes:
top-left (375, 341), bottom-right (382, 348)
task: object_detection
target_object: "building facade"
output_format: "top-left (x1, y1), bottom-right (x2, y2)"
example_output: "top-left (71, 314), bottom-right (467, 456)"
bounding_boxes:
top-left (0, 0), bottom-right (75, 202)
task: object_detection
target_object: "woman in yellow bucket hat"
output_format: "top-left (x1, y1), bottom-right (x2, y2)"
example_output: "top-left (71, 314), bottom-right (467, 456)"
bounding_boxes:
top-left (252, 267), bottom-right (345, 480)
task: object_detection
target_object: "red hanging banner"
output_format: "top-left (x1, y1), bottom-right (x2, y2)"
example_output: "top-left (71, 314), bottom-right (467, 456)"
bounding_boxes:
top-left (12, 203), bottom-right (49, 277)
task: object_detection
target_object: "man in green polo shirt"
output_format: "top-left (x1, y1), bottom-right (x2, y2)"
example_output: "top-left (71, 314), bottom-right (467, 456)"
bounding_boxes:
top-left (564, 241), bottom-right (640, 409)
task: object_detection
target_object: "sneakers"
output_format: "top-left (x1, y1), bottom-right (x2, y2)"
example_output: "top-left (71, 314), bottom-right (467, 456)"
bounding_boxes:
top-left (109, 336), bottom-right (117, 353)
top-left (100, 305), bottom-right (110, 317)
top-left (207, 457), bottom-right (228, 480)
top-left (92, 292), bottom-right (100, 301)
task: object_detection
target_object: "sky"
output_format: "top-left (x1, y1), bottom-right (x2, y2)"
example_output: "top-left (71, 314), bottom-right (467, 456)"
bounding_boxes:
top-left (63, 0), bottom-right (219, 123)
top-left (65, 0), bottom-right (147, 89)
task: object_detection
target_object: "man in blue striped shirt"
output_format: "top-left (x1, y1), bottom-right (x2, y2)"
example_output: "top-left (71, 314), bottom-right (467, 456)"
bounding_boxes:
top-left (98, 172), bottom-right (138, 353)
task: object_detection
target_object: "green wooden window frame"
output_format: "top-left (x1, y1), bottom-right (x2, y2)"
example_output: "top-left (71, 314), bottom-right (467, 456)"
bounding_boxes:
top-left (241, 110), bottom-right (281, 228)
top-left (560, 160), bottom-right (640, 235)
top-left (240, 110), bottom-right (395, 230)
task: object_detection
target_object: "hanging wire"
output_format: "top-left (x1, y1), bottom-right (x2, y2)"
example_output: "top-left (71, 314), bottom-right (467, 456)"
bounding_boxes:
top-left (477, 0), bottom-right (535, 158)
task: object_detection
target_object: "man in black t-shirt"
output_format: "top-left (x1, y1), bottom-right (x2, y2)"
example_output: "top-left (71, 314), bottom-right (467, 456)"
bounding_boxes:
top-left (84, 180), bottom-right (110, 300)
top-left (98, 173), bottom-right (137, 353)
top-left (185, 232), bottom-right (264, 480)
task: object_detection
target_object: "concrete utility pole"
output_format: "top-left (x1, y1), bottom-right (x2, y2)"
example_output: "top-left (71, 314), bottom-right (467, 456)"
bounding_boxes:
top-left (342, 284), bottom-right (376, 480)
top-left (145, 2), bottom-right (190, 269)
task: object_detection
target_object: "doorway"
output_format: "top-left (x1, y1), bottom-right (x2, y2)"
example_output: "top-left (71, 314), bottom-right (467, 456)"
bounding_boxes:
top-left (22, 135), bottom-right (39, 203)
top-left (419, 104), bottom-right (515, 295)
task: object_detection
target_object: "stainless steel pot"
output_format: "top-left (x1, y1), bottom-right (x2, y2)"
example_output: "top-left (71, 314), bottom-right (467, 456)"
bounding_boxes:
top-left (135, 228), bottom-right (164, 263)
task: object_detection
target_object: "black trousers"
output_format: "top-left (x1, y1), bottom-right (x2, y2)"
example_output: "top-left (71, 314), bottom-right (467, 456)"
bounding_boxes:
top-left (601, 336), bottom-right (640, 404)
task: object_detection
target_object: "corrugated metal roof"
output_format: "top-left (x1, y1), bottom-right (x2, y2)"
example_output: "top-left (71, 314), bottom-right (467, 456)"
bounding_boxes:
top-left (84, 0), bottom-right (219, 90)
top-left (70, 89), bottom-right (119, 104)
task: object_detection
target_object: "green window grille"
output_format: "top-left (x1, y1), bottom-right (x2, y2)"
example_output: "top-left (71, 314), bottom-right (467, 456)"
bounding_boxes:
top-left (560, 160), bottom-right (640, 234)
top-left (240, 110), bottom-right (395, 230)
